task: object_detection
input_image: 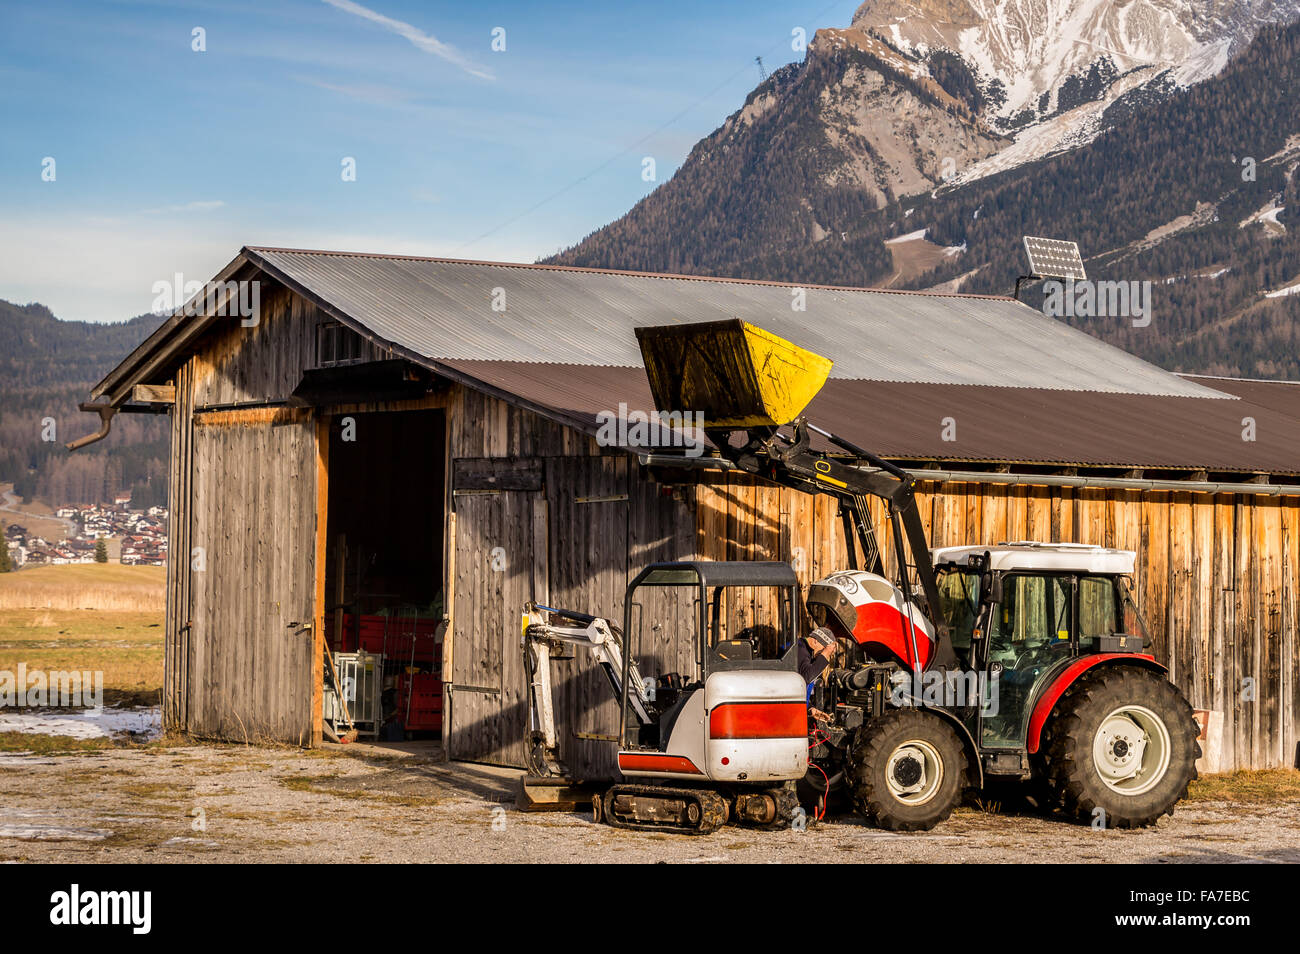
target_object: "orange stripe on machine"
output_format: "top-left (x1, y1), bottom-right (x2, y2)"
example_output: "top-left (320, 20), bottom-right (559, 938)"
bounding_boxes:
top-left (617, 752), bottom-right (703, 774)
top-left (708, 702), bottom-right (807, 739)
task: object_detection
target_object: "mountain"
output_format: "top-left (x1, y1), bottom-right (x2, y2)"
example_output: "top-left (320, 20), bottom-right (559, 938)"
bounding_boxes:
top-left (0, 301), bottom-right (167, 507)
top-left (548, 27), bottom-right (1005, 283)
top-left (547, 15), bottom-right (1300, 379)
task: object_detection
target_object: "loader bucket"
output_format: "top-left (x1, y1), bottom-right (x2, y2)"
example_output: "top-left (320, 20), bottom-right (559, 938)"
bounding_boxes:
top-left (635, 320), bottom-right (833, 427)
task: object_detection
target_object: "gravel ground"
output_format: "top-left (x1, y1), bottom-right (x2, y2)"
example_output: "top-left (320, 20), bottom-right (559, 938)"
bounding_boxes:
top-left (2, 743), bottom-right (1298, 863)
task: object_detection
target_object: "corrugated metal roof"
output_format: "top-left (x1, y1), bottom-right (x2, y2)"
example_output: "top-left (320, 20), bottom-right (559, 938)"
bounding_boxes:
top-left (441, 360), bottom-right (1300, 474)
top-left (246, 247), bottom-right (1226, 399)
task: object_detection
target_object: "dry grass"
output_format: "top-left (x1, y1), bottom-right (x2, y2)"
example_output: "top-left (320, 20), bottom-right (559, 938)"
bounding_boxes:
top-left (1187, 768), bottom-right (1300, 803)
top-left (0, 732), bottom-right (116, 755)
top-left (0, 608), bottom-right (163, 699)
top-left (0, 563), bottom-right (165, 612)
top-left (0, 564), bottom-right (165, 700)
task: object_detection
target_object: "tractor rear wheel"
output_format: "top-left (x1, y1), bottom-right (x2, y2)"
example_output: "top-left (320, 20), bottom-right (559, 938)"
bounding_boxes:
top-left (847, 709), bottom-right (967, 831)
top-left (1042, 666), bottom-right (1199, 829)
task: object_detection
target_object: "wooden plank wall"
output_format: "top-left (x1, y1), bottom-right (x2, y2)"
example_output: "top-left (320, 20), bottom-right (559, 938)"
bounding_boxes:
top-left (190, 284), bottom-right (388, 407)
top-left (448, 485), bottom-right (534, 765)
top-left (162, 281), bottom-right (330, 743)
top-left (162, 360), bottom-right (194, 731)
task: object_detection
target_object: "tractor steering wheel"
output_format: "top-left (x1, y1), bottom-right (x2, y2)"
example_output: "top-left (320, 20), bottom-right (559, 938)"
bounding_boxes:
top-left (1012, 639), bottom-right (1072, 671)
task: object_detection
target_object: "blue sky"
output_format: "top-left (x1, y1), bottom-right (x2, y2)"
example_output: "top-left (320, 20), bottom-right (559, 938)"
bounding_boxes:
top-left (0, 0), bottom-right (860, 322)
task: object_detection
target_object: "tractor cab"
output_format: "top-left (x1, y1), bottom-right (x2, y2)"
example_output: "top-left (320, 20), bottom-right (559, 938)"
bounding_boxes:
top-left (931, 543), bottom-right (1155, 752)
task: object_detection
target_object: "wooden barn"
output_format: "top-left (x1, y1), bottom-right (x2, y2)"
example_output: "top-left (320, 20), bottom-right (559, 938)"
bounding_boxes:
top-left (79, 247), bottom-right (1300, 774)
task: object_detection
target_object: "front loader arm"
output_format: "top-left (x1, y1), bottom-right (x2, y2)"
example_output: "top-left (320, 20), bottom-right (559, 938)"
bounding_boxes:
top-left (706, 420), bottom-right (957, 673)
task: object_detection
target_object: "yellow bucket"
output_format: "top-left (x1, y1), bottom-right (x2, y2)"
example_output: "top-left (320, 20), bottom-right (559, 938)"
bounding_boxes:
top-left (635, 320), bottom-right (833, 428)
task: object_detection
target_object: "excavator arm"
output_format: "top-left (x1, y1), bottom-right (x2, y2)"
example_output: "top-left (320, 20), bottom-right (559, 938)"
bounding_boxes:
top-left (521, 603), bottom-right (653, 778)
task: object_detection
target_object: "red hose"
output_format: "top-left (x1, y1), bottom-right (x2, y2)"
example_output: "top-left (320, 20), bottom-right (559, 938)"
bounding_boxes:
top-left (807, 728), bottom-right (830, 820)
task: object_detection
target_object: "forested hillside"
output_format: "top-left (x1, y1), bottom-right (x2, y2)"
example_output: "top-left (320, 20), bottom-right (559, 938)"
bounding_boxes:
top-left (0, 300), bottom-right (166, 506)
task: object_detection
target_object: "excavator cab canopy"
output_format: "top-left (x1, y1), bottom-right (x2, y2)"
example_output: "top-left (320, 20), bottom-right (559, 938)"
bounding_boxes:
top-left (619, 561), bottom-right (802, 748)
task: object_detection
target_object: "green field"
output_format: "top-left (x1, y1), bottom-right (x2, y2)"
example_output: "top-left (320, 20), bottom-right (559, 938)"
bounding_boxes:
top-left (0, 563), bottom-right (165, 705)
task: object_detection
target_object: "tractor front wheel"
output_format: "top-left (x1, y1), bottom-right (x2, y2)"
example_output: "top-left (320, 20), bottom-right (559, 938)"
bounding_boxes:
top-left (847, 709), bottom-right (967, 831)
top-left (1042, 666), bottom-right (1199, 828)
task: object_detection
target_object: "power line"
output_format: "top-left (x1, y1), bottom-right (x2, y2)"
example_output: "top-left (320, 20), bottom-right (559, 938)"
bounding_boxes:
top-left (453, 0), bottom-right (846, 254)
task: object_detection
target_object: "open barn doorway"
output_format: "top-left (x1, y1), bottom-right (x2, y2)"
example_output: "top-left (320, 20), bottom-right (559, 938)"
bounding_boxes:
top-left (322, 408), bottom-right (447, 746)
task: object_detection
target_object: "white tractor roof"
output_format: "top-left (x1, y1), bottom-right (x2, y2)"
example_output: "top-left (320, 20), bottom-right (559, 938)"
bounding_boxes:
top-left (931, 542), bottom-right (1136, 574)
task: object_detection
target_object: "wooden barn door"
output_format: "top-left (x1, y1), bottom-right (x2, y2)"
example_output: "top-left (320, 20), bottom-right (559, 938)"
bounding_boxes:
top-left (186, 409), bottom-right (319, 743)
top-left (544, 456), bottom-right (630, 780)
top-left (447, 459), bottom-right (546, 766)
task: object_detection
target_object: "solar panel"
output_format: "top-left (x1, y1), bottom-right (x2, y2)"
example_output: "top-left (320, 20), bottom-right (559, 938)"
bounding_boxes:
top-left (1023, 236), bottom-right (1087, 281)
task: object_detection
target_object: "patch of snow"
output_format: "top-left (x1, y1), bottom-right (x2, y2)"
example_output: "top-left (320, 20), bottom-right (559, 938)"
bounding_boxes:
top-left (885, 228), bottom-right (929, 244)
top-left (1240, 202), bottom-right (1287, 231)
top-left (1264, 280), bottom-right (1300, 299)
top-left (0, 823), bottom-right (111, 842)
top-left (943, 241), bottom-right (967, 257)
top-left (0, 706), bottom-right (160, 740)
top-left (1164, 267), bottom-right (1232, 284)
top-left (162, 836), bottom-right (219, 848)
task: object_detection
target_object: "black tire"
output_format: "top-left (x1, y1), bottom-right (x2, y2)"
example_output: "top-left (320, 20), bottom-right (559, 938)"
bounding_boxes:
top-left (1042, 666), bottom-right (1200, 829)
top-left (847, 709), bottom-right (967, 831)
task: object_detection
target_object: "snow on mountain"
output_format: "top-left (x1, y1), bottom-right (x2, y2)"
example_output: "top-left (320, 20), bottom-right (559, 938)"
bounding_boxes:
top-left (846, 0), bottom-right (1300, 186)
top-left (852, 0), bottom-right (1296, 124)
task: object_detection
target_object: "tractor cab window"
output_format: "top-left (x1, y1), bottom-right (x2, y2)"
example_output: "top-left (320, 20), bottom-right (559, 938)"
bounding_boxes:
top-left (935, 568), bottom-right (981, 654)
top-left (1117, 578), bottom-right (1152, 644)
top-left (1078, 576), bottom-right (1121, 638)
top-left (990, 573), bottom-right (1072, 653)
top-left (982, 573), bottom-right (1074, 749)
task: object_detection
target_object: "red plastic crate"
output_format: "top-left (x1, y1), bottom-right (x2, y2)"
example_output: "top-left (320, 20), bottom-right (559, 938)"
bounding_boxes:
top-left (398, 673), bottom-right (443, 732)
top-left (326, 614), bottom-right (442, 662)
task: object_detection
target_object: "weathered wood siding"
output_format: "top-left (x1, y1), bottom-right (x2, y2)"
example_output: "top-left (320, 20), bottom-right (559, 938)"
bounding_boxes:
top-left (162, 360), bottom-right (194, 732)
top-left (190, 284), bottom-right (386, 407)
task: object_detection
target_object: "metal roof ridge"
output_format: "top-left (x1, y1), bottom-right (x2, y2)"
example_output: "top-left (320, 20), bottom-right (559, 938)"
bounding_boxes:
top-left (242, 245), bottom-right (1020, 302)
top-left (1177, 371), bottom-right (1300, 387)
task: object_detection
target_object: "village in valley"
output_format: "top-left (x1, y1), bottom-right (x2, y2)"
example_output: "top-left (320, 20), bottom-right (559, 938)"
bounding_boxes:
top-left (3, 495), bottom-right (168, 569)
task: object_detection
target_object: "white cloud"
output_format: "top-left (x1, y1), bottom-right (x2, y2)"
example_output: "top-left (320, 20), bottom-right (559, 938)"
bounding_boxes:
top-left (140, 200), bottom-right (227, 215)
top-left (320, 0), bottom-right (493, 80)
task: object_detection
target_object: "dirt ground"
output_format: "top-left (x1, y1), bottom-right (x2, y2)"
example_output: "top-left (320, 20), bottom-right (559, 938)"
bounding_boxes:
top-left (2, 742), bottom-right (1298, 863)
